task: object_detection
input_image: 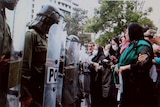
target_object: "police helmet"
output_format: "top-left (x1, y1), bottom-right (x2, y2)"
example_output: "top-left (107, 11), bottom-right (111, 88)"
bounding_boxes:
top-left (28, 4), bottom-right (64, 34)
top-left (37, 4), bottom-right (63, 25)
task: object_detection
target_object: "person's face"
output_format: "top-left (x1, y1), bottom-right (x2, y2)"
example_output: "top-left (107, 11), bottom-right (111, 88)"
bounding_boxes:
top-left (4, 0), bottom-right (18, 10)
top-left (88, 43), bottom-right (94, 53)
top-left (125, 30), bottom-right (130, 42)
top-left (144, 35), bottom-right (154, 44)
top-left (111, 40), bottom-right (117, 46)
top-left (111, 40), bottom-right (118, 51)
top-left (121, 36), bottom-right (125, 43)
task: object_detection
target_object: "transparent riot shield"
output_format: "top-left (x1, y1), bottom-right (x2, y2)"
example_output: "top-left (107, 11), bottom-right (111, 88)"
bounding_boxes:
top-left (5, 1), bottom-right (28, 106)
top-left (56, 30), bottom-right (67, 107)
top-left (42, 23), bottom-right (63, 107)
top-left (67, 35), bottom-right (80, 65)
top-left (62, 35), bottom-right (81, 107)
top-left (79, 46), bottom-right (92, 107)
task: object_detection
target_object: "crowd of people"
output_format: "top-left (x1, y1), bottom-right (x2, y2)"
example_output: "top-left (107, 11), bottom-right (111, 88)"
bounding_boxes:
top-left (1, 0), bottom-right (160, 107)
top-left (79, 23), bottom-right (160, 107)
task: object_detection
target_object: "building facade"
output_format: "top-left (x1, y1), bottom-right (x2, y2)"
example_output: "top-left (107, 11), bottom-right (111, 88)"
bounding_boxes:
top-left (6, 0), bottom-right (80, 49)
top-left (29, 0), bottom-right (79, 20)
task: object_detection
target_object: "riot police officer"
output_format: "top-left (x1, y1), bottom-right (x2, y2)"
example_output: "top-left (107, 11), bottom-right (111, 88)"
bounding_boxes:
top-left (20, 5), bottom-right (63, 107)
top-left (62, 35), bottom-right (82, 107)
top-left (0, 0), bottom-right (18, 106)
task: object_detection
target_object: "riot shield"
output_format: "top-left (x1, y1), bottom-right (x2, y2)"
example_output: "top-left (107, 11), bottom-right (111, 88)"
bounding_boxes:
top-left (79, 46), bottom-right (91, 107)
top-left (62, 35), bottom-right (81, 107)
top-left (42, 23), bottom-right (63, 107)
top-left (56, 30), bottom-right (67, 107)
top-left (65, 35), bottom-right (80, 66)
top-left (5, 2), bottom-right (27, 106)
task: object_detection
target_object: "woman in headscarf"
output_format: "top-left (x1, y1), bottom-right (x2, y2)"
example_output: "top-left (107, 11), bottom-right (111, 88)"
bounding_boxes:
top-left (116, 23), bottom-right (154, 107)
top-left (108, 37), bottom-right (121, 64)
top-left (88, 46), bottom-right (106, 107)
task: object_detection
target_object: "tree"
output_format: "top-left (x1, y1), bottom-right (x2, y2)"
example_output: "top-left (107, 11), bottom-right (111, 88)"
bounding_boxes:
top-left (85, 0), bottom-right (156, 46)
top-left (65, 8), bottom-right (91, 45)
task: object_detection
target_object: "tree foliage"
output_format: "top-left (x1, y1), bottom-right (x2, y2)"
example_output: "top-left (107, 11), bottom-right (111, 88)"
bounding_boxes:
top-left (85, 0), bottom-right (156, 46)
top-left (65, 8), bottom-right (91, 45)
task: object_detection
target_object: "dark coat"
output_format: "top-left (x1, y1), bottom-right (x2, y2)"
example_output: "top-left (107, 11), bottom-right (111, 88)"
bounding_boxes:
top-left (120, 45), bottom-right (154, 107)
top-left (88, 46), bottom-right (106, 107)
top-left (0, 10), bottom-right (12, 93)
top-left (20, 29), bottom-right (47, 106)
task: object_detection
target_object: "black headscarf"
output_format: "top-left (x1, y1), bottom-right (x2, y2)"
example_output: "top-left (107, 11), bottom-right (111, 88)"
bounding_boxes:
top-left (92, 46), bottom-right (105, 63)
top-left (109, 36), bottom-right (120, 58)
top-left (128, 22), bottom-right (144, 41)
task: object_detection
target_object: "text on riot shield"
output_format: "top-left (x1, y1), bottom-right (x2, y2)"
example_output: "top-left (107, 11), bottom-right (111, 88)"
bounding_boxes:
top-left (47, 67), bottom-right (58, 84)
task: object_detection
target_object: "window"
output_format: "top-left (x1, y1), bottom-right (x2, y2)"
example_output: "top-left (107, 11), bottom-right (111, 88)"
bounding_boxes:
top-left (32, 4), bottom-right (34, 8)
